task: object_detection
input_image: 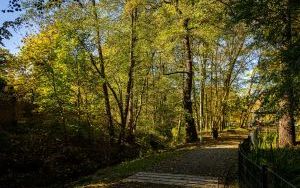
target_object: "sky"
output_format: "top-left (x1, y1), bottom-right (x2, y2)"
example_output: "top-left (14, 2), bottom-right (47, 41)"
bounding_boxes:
top-left (0, 0), bottom-right (28, 54)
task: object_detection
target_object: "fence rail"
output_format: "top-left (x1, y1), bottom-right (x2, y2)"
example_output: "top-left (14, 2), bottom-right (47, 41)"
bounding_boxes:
top-left (238, 137), bottom-right (297, 188)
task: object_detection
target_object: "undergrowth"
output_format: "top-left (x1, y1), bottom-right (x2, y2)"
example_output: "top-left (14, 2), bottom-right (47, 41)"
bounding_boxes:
top-left (248, 130), bottom-right (300, 186)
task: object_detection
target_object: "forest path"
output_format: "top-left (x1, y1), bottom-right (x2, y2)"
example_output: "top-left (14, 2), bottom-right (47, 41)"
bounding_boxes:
top-left (81, 131), bottom-right (248, 188)
top-left (149, 132), bottom-right (244, 179)
top-left (119, 131), bottom-right (247, 187)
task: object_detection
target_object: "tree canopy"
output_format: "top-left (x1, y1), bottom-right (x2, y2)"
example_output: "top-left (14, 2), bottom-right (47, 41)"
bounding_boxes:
top-left (0, 0), bottom-right (299, 187)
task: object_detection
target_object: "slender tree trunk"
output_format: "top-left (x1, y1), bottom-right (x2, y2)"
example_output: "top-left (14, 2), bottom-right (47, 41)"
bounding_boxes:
top-left (209, 66), bottom-right (213, 130)
top-left (131, 78), bottom-right (148, 135)
top-left (214, 61), bottom-right (220, 130)
top-left (51, 70), bottom-right (67, 142)
top-left (199, 59), bottom-right (206, 132)
top-left (119, 8), bottom-right (138, 144)
top-left (176, 114), bottom-right (183, 143)
top-left (239, 70), bottom-right (257, 128)
top-left (220, 40), bottom-right (244, 130)
top-left (126, 93), bottom-right (135, 143)
top-left (75, 54), bottom-right (82, 123)
top-left (193, 80), bottom-right (200, 132)
top-left (183, 18), bottom-right (198, 143)
top-left (91, 0), bottom-right (114, 144)
top-left (205, 93), bottom-right (208, 131)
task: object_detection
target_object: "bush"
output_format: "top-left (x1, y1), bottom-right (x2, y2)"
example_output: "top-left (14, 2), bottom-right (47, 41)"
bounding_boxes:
top-left (248, 131), bottom-right (300, 187)
top-left (0, 120), bottom-right (140, 188)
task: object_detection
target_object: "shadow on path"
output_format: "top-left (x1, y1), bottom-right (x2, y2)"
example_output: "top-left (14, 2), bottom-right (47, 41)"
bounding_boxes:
top-left (83, 131), bottom-right (248, 187)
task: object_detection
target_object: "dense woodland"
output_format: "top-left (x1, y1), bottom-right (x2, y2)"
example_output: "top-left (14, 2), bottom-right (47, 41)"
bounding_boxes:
top-left (0, 0), bottom-right (299, 187)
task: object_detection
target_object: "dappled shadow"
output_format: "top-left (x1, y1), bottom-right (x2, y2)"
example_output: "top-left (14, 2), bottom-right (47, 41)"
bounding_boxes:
top-left (80, 131), bottom-right (247, 187)
top-left (149, 147), bottom-right (238, 182)
top-left (146, 132), bottom-right (248, 186)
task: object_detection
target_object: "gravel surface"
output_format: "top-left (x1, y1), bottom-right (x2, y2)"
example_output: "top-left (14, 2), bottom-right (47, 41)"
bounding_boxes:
top-left (84, 132), bottom-right (247, 187)
top-left (148, 133), bottom-right (245, 182)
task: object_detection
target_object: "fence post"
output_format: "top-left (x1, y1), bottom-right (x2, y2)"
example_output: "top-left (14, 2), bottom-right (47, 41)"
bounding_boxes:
top-left (238, 145), bottom-right (241, 185)
top-left (262, 165), bottom-right (267, 188)
top-left (238, 143), bottom-right (243, 188)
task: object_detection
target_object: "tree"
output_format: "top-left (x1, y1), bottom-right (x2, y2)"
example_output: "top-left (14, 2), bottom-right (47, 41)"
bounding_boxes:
top-left (230, 0), bottom-right (300, 147)
top-left (151, 0), bottom-right (224, 142)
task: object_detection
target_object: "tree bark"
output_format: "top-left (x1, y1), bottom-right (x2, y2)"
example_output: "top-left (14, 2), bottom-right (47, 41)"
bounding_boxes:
top-left (220, 40), bottom-right (244, 130)
top-left (119, 8), bottom-right (138, 144)
top-left (278, 0), bottom-right (296, 147)
top-left (183, 18), bottom-right (198, 143)
top-left (199, 58), bottom-right (206, 131)
top-left (91, 0), bottom-right (114, 144)
top-left (278, 93), bottom-right (296, 147)
top-left (279, 60), bottom-right (296, 147)
top-left (193, 79), bottom-right (200, 132)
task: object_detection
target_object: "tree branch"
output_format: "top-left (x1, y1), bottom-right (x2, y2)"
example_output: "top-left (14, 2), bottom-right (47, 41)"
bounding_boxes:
top-left (163, 71), bottom-right (189, 75)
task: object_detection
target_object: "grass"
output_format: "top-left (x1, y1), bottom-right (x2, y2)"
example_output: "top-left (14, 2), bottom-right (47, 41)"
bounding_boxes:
top-left (223, 127), bottom-right (250, 133)
top-left (71, 147), bottom-right (194, 188)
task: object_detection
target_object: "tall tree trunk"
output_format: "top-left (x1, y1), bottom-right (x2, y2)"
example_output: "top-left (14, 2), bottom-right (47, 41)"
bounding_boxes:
top-left (279, 93), bottom-right (296, 147)
top-left (209, 65), bottom-right (213, 130)
top-left (193, 80), bottom-right (200, 132)
top-left (279, 62), bottom-right (296, 147)
top-left (278, 0), bottom-right (296, 147)
top-left (239, 69), bottom-right (257, 128)
top-left (205, 93), bottom-right (209, 131)
top-left (126, 91), bottom-right (136, 143)
top-left (214, 61), bottom-right (220, 130)
top-left (91, 0), bottom-right (114, 144)
top-left (183, 18), bottom-right (198, 143)
top-left (119, 8), bottom-right (138, 144)
top-left (51, 70), bottom-right (67, 142)
top-left (220, 40), bottom-right (244, 130)
top-left (75, 54), bottom-right (81, 121)
top-left (199, 58), bottom-right (206, 132)
top-left (130, 77), bottom-right (148, 138)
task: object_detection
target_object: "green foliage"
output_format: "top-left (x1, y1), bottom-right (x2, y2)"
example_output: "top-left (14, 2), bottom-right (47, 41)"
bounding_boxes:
top-left (1, 0), bottom-right (299, 187)
top-left (248, 130), bottom-right (300, 186)
top-left (257, 130), bottom-right (278, 149)
top-left (231, 0), bottom-right (300, 112)
top-left (231, 0), bottom-right (300, 46)
top-left (249, 146), bottom-right (300, 187)
top-left (0, 122), bottom-right (113, 188)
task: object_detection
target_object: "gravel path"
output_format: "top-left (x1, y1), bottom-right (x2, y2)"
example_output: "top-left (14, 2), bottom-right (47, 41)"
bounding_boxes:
top-left (84, 131), bottom-right (247, 187)
top-left (148, 133), bottom-right (245, 184)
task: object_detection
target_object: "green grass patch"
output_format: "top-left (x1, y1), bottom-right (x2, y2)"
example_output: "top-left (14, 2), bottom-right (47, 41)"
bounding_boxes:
top-left (223, 127), bottom-right (250, 133)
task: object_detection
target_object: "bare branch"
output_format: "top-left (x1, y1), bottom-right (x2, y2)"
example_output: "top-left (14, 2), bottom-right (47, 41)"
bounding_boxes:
top-left (163, 71), bottom-right (189, 75)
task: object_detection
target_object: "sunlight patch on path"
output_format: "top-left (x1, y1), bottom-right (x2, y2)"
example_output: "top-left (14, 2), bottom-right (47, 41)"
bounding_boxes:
top-left (122, 172), bottom-right (224, 187)
top-left (203, 144), bottom-right (239, 149)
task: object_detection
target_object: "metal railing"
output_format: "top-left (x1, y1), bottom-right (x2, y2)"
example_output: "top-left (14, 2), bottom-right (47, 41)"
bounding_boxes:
top-left (238, 137), bottom-right (297, 188)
